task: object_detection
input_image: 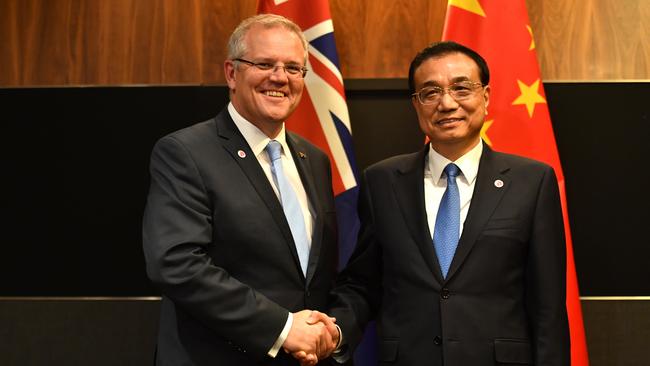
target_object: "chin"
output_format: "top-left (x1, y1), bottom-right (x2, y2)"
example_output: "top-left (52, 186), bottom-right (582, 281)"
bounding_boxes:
top-left (268, 109), bottom-right (290, 119)
top-left (263, 113), bottom-right (290, 124)
top-left (265, 104), bottom-right (292, 116)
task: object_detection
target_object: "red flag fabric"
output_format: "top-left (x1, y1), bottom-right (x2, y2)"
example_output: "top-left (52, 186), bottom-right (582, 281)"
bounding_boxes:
top-left (442, 1), bottom-right (589, 365)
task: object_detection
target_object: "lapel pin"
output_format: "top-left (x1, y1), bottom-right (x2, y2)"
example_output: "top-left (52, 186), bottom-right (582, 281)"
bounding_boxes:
top-left (494, 179), bottom-right (504, 188)
top-left (298, 152), bottom-right (306, 159)
top-left (237, 150), bottom-right (246, 158)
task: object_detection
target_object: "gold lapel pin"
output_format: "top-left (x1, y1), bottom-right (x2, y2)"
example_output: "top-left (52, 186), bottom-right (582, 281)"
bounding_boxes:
top-left (298, 152), bottom-right (306, 159)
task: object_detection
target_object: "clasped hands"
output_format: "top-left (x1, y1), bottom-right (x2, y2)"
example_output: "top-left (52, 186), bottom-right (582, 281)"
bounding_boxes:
top-left (283, 309), bottom-right (339, 366)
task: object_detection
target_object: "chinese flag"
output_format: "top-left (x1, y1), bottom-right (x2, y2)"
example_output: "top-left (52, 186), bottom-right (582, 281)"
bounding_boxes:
top-left (443, 1), bottom-right (589, 365)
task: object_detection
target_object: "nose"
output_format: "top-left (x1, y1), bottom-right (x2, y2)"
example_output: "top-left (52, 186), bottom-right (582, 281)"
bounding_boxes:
top-left (268, 65), bottom-right (290, 82)
top-left (437, 91), bottom-right (459, 111)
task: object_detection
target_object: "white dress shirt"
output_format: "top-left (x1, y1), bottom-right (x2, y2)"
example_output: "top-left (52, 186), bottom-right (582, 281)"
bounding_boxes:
top-left (424, 140), bottom-right (483, 244)
top-left (228, 102), bottom-right (314, 357)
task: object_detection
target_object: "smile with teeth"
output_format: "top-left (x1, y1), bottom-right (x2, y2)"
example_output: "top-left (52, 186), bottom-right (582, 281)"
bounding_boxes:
top-left (264, 90), bottom-right (286, 97)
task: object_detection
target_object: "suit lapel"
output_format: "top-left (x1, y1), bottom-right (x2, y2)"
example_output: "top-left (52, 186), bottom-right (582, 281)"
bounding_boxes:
top-left (446, 144), bottom-right (510, 280)
top-left (215, 112), bottom-right (305, 279)
top-left (393, 146), bottom-right (445, 284)
top-left (287, 133), bottom-right (323, 285)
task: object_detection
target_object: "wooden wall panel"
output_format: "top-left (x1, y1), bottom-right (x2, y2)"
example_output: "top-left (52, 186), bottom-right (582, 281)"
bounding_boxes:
top-left (1, 0), bottom-right (208, 85)
top-left (201, 0), bottom-right (257, 84)
top-left (2, 0), bottom-right (650, 86)
top-left (330, 0), bottom-right (447, 79)
top-left (70, 0), bottom-right (206, 84)
top-left (528, 0), bottom-right (650, 80)
top-left (200, 0), bottom-right (446, 82)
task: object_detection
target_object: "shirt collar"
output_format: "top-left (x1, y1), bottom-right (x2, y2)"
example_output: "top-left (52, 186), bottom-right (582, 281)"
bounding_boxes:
top-left (427, 139), bottom-right (483, 185)
top-left (228, 102), bottom-right (290, 158)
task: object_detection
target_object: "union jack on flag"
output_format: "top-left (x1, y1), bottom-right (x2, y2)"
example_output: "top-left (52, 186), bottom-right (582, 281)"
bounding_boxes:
top-left (257, 0), bottom-right (360, 267)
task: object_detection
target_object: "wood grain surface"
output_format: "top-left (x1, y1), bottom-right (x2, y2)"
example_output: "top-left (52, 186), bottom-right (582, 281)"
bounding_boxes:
top-left (2, 0), bottom-right (202, 85)
top-left (330, 0), bottom-right (447, 79)
top-left (528, 0), bottom-right (650, 80)
top-left (1, 0), bottom-right (648, 86)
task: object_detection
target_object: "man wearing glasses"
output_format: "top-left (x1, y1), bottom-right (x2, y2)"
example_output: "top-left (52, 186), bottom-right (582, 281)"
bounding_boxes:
top-left (143, 14), bottom-right (340, 366)
top-left (329, 41), bottom-right (570, 365)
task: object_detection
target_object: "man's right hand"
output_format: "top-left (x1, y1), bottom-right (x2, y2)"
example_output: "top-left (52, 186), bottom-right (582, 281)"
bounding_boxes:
top-left (283, 310), bottom-right (338, 366)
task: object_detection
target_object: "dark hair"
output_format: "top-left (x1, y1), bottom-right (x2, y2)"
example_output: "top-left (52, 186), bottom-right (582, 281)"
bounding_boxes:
top-left (408, 41), bottom-right (490, 94)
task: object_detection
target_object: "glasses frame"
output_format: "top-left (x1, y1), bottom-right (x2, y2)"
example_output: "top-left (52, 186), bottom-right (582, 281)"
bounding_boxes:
top-left (412, 81), bottom-right (486, 105)
top-left (233, 58), bottom-right (308, 78)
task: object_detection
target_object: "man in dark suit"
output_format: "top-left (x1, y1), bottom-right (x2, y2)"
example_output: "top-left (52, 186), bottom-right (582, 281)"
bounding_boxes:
top-left (143, 14), bottom-right (339, 366)
top-left (330, 41), bottom-right (570, 365)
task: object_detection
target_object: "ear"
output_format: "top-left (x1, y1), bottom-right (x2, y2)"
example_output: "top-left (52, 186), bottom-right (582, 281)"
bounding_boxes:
top-left (483, 84), bottom-right (490, 110)
top-left (411, 95), bottom-right (419, 109)
top-left (224, 60), bottom-right (237, 90)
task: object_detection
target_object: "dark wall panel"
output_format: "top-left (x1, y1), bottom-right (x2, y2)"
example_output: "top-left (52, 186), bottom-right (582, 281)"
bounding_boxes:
top-left (1, 82), bottom-right (648, 296)
top-left (546, 82), bottom-right (650, 295)
top-left (581, 299), bottom-right (650, 365)
top-left (0, 299), bottom-right (159, 366)
top-left (1, 87), bottom-right (229, 295)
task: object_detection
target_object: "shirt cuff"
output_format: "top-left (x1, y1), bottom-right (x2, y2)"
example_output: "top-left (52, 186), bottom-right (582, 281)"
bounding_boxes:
top-left (267, 312), bottom-right (293, 358)
top-left (332, 324), bottom-right (350, 363)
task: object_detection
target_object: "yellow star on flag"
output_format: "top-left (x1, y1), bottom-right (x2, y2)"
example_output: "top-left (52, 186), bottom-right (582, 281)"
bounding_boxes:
top-left (526, 25), bottom-right (535, 50)
top-left (449, 0), bottom-right (486, 17)
top-left (512, 79), bottom-right (546, 118)
top-left (480, 119), bottom-right (494, 146)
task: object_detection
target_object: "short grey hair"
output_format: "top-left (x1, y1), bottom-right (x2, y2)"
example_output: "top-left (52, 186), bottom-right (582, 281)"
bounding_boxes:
top-left (227, 14), bottom-right (309, 64)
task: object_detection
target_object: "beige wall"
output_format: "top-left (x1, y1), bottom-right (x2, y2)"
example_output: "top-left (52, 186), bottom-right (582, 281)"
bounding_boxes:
top-left (1, 0), bottom-right (648, 86)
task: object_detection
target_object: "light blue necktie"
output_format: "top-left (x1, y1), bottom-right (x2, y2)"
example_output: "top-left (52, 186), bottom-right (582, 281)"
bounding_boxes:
top-left (266, 140), bottom-right (310, 276)
top-left (433, 163), bottom-right (461, 279)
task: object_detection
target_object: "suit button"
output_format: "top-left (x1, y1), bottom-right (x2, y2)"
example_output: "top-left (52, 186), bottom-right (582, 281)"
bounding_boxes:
top-left (441, 288), bottom-right (450, 299)
top-left (433, 336), bottom-right (442, 345)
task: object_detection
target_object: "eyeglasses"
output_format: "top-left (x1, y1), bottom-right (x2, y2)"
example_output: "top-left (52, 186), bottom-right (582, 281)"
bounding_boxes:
top-left (412, 81), bottom-right (485, 105)
top-left (233, 58), bottom-right (308, 78)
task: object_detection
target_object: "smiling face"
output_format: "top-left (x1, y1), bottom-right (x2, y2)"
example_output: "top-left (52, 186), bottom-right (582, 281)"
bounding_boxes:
top-left (224, 24), bottom-right (306, 138)
top-left (412, 52), bottom-right (490, 160)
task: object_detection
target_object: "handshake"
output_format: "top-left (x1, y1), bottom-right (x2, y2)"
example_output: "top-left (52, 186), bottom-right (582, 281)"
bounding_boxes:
top-left (283, 309), bottom-right (341, 366)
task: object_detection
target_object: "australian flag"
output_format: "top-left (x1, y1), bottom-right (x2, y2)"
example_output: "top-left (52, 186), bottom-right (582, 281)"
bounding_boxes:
top-left (257, 0), bottom-right (359, 269)
top-left (257, 1), bottom-right (376, 365)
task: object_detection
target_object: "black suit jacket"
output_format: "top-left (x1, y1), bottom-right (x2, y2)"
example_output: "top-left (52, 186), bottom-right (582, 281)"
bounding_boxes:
top-left (143, 109), bottom-right (339, 365)
top-left (330, 143), bottom-right (569, 365)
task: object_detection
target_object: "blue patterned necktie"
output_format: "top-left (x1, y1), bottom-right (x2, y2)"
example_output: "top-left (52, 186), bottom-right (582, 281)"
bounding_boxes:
top-left (433, 163), bottom-right (461, 279)
top-left (266, 140), bottom-right (310, 276)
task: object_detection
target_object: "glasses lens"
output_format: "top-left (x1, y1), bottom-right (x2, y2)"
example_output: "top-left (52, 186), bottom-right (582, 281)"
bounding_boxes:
top-left (417, 87), bottom-right (442, 105)
top-left (236, 59), bottom-right (307, 78)
top-left (449, 82), bottom-right (476, 99)
top-left (283, 65), bottom-right (302, 75)
top-left (253, 62), bottom-right (274, 71)
top-left (416, 82), bottom-right (482, 104)
top-left (424, 87), bottom-right (442, 102)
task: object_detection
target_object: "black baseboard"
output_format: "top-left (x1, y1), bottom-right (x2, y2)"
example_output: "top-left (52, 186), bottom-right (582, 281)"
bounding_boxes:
top-left (0, 297), bottom-right (647, 366)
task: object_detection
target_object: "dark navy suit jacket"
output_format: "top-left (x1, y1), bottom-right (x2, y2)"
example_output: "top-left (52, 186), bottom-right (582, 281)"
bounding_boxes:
top-left (143, 109), bottom-right (339, 365)
top-left (331, 143), bottom-right (569, 365)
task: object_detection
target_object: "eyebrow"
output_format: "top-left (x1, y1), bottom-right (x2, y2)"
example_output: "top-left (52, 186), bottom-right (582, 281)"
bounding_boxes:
top-left (249, 57), bottom-right (304, 66)
top-left (419, 76), bottom-right (473, 88)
